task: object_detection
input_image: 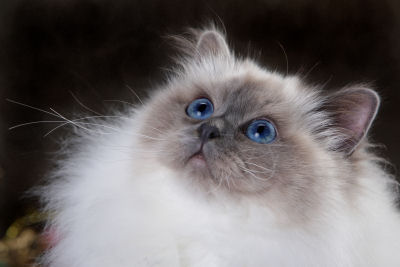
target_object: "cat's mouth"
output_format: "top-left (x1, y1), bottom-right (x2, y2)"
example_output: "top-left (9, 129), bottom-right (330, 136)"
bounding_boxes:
top-left (183, 142), bottom-right (215, 178)
top-left (187, 151), bottom-right (208, 169)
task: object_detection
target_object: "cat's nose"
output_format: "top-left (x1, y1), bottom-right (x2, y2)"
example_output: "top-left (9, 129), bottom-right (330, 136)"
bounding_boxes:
top-left (197, 123), bottom-right (220, 143)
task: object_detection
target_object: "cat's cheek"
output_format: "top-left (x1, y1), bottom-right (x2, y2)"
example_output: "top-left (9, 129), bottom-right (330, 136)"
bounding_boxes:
top-left (155, 134), bottom-right (199, 171)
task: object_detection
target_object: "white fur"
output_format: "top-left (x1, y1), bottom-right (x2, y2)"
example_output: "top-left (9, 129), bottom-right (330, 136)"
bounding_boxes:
top-left (41, 109), bottom-right (400, 267)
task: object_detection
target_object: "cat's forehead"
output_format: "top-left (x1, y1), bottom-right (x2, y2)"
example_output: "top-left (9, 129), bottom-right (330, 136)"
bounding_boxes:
top-left (162, 58), bottom-right (319, 128)
top-left (189, 69), bottom-right (310, 119)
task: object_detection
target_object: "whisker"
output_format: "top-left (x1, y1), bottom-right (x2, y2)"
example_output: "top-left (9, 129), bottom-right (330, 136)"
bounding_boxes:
top-left (126, 85), bottom-right (144, 105)
top-left (69, 91), bottom-right (103, 116)
top-left (43, 115), bottom-right (134, 137)
top-left (224, 172), bottom-right (232, 191)
top-left (9, 120), bottom-right (64, 130)
top-left (7, 99), bottom-right (60, 118)
top-left (44, 121), bottom-right (93, 137)
top-left (276, 41), bottom-right (289, 76)
top-left (9, 115), bottom-right (133, 133)
top-left (101, 145), bottom-right (168, 154)
top-left (239, 165), bottom-right (271, 175)
top-left (239, 167), bottom-right (269, 181)
top-left (243, 161), bottom-right (274, 173)
top-left (302, 61), bottom-right (320, 80)
top-left (44, 115), bottom-right (115, 137)
top-left (71, 122), bottom-right (167, 141)
top-left (6, 99), bottom-right (122, 136)
top-left (103, 100), bottom-right (137, 107)
top-left (49, 108), bottom-right (92, 132)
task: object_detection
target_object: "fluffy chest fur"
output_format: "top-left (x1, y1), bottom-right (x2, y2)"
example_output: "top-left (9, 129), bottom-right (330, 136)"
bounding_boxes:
top-left (42, 116), bottom-right (400, 267)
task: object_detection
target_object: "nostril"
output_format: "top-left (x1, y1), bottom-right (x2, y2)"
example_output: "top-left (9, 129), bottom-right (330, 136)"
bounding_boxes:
top-left (208, 131), bottom-right (217, 139)
top-left (198, 123), bottom-right (220, 143)
top-left (205, 127), bottom-right (220, 140)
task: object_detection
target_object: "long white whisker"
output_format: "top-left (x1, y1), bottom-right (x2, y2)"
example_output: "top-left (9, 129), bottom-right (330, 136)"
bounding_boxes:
top-left (243, 161), bottom-right (274, 173)
top-left (126, 85), bottom-right (144, 105)
top-left (43, 115), bottom-right (135, 137)
top-left (7, 99), bottom-right (60, 118)
top-left (44, 121), bottom-right (87, 137)
top-left (49, 108), bottom-right (92, 132)
top-left (9, 120), bottom-right (64, 130)
top-left (277, 41), bottom-right (289, 76)
top-left (239, 165), bottom-right (270, 175)
top-left (10, 115), bottom-right (135, 132)
top-left (71, 122), bottom-right (167, 141)
top-left (70, 91), bottom-right (103, 116)
top-left (101, 145), bottom-right (168, 154)
top-left (103, 100), bottom-right (137, 107)
top-left (239, 167), bottom-right (268, 181)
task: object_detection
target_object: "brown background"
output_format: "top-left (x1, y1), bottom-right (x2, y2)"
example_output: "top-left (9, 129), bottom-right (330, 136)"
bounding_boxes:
top-left (1, 0), bottom-right (400, 235)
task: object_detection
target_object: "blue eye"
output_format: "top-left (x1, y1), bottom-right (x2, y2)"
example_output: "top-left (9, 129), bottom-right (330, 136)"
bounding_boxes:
top-left (246, 120), bottom-right (277, 144)
top-left (186, 98), bottom-right (214, 120)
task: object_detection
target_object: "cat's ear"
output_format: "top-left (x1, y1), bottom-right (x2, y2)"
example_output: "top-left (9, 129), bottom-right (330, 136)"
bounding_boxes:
top-left (327, 87), bottom-right (380, 155)
top-left (196, 30), bottom-right (230, 58)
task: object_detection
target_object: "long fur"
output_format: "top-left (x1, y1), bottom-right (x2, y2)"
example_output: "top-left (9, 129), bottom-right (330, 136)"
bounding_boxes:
top-left (38, 28), bottom-right (400, 267)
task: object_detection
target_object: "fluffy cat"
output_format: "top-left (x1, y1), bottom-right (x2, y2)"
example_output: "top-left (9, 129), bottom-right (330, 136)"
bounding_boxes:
top-left (39, 27), bottom-right (400, 267)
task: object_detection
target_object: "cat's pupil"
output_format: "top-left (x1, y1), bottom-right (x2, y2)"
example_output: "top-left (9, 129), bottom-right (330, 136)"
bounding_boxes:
top-left (198, 103), bottom-right (207, 112)
top-left (253, 125), bottom-right (265, 138)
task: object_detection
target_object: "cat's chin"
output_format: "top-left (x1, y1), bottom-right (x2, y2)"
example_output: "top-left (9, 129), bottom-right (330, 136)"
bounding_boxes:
top-left (187, 151), bottom-right (209, 170)
top-left (185, 151), bottom-right (214, 179)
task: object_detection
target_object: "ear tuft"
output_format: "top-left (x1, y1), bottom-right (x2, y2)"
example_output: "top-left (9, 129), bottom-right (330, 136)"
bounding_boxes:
top-left (327, 87), bottom-right (380, 155)
top-left (196, 30), bottom-right (230, 58)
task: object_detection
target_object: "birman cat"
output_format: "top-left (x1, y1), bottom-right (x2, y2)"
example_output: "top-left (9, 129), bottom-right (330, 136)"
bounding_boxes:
top-left (39, 27), bottom-right (400, 267)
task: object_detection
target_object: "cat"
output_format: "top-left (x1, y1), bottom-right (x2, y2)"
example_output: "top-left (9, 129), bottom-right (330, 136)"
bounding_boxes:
top-left (39, 27), bottom-right (400, 267)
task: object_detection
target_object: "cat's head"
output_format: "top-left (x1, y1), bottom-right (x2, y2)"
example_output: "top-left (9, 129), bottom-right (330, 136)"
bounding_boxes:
top-left (138, 28), bottom-right (379, 201)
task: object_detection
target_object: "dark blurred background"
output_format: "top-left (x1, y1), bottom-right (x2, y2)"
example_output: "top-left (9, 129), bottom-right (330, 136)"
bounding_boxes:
top-left (1, 0), bottom-right (400, 236)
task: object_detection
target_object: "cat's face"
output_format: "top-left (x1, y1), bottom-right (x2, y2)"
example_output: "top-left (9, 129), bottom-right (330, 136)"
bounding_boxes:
top-left (139, 29), bottom-right (379, 202)
top-left (141, 71), bottom-right (322, 195)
